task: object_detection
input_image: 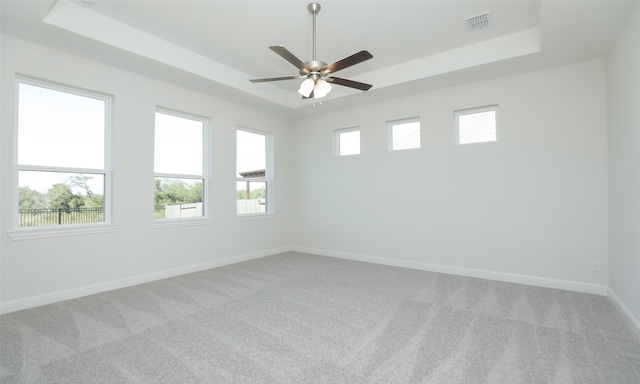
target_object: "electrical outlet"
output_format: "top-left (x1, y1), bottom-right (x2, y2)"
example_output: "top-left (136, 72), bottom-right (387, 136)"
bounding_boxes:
top-left (591, 262), bottom-right (601, 272)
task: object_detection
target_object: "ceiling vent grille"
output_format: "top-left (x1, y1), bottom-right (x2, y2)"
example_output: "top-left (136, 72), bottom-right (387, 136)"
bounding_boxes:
top-left (465, 11), bottom-right (492, 31)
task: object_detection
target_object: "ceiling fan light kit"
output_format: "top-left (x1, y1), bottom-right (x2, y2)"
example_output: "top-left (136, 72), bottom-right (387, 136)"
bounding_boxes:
top-left (250, 2), bottom-right (373, 100)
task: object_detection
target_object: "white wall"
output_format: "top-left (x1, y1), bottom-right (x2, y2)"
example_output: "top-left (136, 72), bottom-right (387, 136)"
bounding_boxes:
top-left (0, 35), bottom-right (293, 307)
top-left (292, 59), bottom-right (609, 288)
top-left (606, 4), bottom-right (640, 325)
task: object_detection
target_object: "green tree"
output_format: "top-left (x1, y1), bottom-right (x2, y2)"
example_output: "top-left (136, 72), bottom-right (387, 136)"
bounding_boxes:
top-left (18, 187), bottom-right (43, 210)
top-left (67, 174), bottom-right (95, 198)
top-left (154, 178), bottom-right (202, 208)
top-left (236, 187), bottom-right (266, 199)
top-left (48, 183), bottom-right (84, 212)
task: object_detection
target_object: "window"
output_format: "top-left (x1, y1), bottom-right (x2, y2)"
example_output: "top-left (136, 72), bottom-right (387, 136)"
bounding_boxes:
top-left (236, 128), bottom-right (271, 215)
top-left (455, 105), bottom-right (498, 144)
top-left (154, 109), bottom-right (207, 220)
top-left (15, 78), bottom-right (110, 229)
top-left (388, 117), bottom-right (420, 151)
top-left (335, 127), bottom-right (360, 156)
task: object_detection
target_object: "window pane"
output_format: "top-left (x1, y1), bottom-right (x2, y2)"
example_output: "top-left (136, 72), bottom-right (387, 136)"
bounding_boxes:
top-left (17, 83), bottom-right (105, 169)
top-left (154, 178), bottom-right (203, 219)
top-left (18, 170), bottom-right (105, 227)
top-left (236, 130), bottom-right (266, 176)
top-left (391, 121), bottom-right (420, 150)
top-left (458, 110), bottom-right (497, 144)
top-left (236, 181), bottom-right (267, 214)
top-left (154, 112), bottom-right (203, 175)
top-left (339, 130), bottom-right (360, 156)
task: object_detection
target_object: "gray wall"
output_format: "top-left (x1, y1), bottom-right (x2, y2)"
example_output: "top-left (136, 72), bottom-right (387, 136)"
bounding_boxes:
top-left (606, 4), bottom-right (640, 327)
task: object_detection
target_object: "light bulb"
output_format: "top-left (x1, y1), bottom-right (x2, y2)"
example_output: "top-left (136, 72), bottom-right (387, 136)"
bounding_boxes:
top-left (314, 79), bottom-right (332, 98)
top-left (298, 78), bottom-right (315, 97)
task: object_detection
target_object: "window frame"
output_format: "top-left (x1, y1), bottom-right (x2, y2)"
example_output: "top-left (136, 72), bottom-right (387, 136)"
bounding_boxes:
top-left (454, 104), bottom-right (499, 145)
top-left (235, 126), bottom-right (273, 218)
top-left (334, 126), bottom-right (361, 157)
top-left (387, 117), bottom-right (421, 151)
top-left (153, 107), bottom-right (211, 227)
top-left (10, 76), bottom-right (114, 239)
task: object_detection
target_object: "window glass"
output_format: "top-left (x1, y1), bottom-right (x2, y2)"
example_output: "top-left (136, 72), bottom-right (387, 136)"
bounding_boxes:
top-left (154, 110), bottom-right (206, 220)
top-left (16, 79), bottom-right (109, 228)
top-left (154, 112), bottom-right (203, 175)
top-left (236, 129), bottom-right (270, 215)
top-left (389, 118), bottom-right (420, 151)
top-left (18, 83), bottom-right (105, 169)
top-left (456, 106), bottom-right (498, 144)
top-left (336, 128), bottom-right (360, 156)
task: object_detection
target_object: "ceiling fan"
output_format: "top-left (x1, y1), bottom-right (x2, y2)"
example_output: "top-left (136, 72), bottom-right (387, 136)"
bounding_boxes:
top-left (249, 2), bottom-right (373, 99)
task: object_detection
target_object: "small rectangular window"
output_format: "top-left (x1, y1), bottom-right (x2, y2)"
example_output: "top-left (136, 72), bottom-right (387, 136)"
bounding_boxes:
top-left (236, 128), bottom-right (272, 215)
top-left (16, 78), bottom-right (111, 228)
top-left (455, 105), bottom-right (498, 145)
top-left (154, 109), bottom-right (207, 220)
top-left (335, 127), bottom-right (360, 156)
top-left (388, 117), bottom-right (420, 151)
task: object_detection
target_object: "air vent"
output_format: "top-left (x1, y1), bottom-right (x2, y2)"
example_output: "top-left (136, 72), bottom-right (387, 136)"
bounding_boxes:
top-left (465, 11), bottom-right (492, 31)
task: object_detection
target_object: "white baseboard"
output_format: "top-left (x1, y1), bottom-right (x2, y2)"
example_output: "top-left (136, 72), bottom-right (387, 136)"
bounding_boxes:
top-left (608, 288), bottom-right (640, 338)
top-left (292, 246), bottom-right (609, 296)
top-left (0, 246), bottom-right (292, 315)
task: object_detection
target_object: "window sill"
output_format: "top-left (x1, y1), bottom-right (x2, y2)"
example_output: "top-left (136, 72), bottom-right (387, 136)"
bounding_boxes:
top-left (153, 218), bottom-right (214, 229)
top-left (8, 224), bottom-right (117, 241)
top-left (237, 213), bottom-right (275, 222)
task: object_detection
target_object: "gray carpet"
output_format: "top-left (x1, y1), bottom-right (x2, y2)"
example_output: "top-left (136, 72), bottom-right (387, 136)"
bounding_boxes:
top-left (1, 251), bottom-right (639, 383)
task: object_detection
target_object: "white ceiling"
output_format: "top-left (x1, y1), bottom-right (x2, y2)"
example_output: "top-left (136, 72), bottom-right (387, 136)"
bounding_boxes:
top-left (1, 0), bottom-right (637, 119)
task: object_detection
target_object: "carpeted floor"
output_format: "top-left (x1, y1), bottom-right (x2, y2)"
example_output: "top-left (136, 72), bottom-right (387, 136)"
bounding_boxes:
top-left (1, 251), bottom-right (639, 383)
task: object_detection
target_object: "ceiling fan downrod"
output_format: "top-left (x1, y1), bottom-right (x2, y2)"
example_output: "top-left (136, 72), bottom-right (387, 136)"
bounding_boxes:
top-left (308, 2), bottom-right (321, 62)
top-left (305, 2), bottom-right (325, 73)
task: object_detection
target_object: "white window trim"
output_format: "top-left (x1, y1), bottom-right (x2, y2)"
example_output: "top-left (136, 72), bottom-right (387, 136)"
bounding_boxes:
top-left (236, 126), bottom-right (274, 217)
top-left (8, 225), bottom-right (117, 241)
top-left (153, 107), bottom-right (211, 223)
top-left (454, 104), bottom-right (499, 145)
top-left (334, 126), bottom-right (360, 157)
top-left (387, 116), bottom-right (421, 152)
top-left (12, 76), bottom-right (113, 238)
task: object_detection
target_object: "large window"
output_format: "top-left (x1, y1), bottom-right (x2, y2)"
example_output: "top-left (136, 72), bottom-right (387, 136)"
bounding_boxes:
top-left (154, 110), bottom-right (207, 220)
top-left (455, 105), bottom-right (498, 145)
top-left (16, 78), bottom-right (110, 228)
top-left (388, 117), bottom-right (421, 151)
top-left (335, 127), bottom-right (360, 156)
top-left (236, 128), bottom-right (271, 215)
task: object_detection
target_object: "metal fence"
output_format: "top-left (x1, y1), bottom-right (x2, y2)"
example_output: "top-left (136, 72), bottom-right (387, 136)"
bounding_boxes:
top-left (18, 207), bottom-right (104, 227)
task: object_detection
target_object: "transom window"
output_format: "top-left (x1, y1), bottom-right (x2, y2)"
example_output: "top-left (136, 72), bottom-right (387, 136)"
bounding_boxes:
top-left (16, 78), bottom-right (110, 228)
top-left (154, 109), bottom-right (207, 220)
top-left (388, 117), bottom-right (421, 151)
top-left (455, 105), bottom-right (498, 145)
top-left (335, 127), bottom-right (360, 156)
top-left (236, 128), bottom-right (272, 215)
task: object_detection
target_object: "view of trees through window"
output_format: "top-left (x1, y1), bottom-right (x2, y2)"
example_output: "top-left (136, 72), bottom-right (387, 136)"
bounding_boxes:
top-left (16, 79), bottom-right (109, 228)
top-left (18, 173), bottom-right (104, 227)
top-left (154, 178), bottom-right (203, 219)
top-left (236, 129), bottom-right (268, 214)
top-left (154, 110), bottom-right (206, 220)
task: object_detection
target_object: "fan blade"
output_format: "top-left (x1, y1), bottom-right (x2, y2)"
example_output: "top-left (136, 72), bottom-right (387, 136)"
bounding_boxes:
top-left (270, 46), bottom-right (309, 72)
top-left (322, 50), bottom-right (373, 74)
top-left (328, 77), bottom-right (372, 91)
top-left (250, 75), bottom-right (306, 83)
